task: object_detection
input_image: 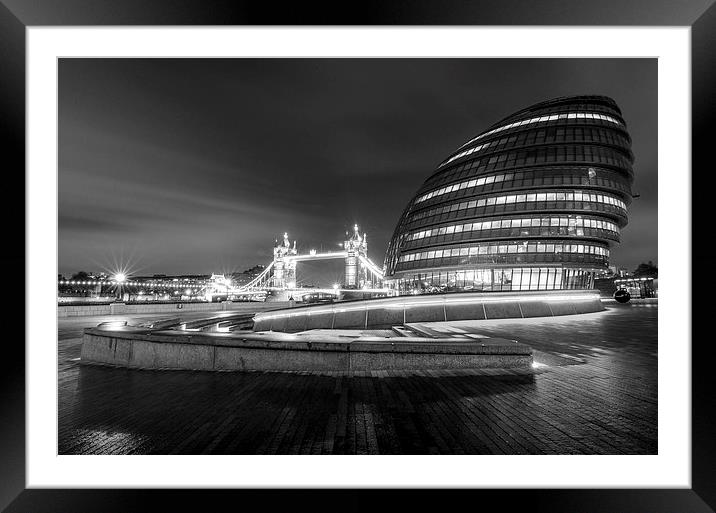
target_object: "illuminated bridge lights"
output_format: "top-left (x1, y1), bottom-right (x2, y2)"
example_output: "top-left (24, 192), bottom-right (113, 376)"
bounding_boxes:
top-left (235, 226), bottom-right (386, 294)
top-left (59, 227), bottom-right (388, 298)
top-left (59, 280), bottom-right (206, 288)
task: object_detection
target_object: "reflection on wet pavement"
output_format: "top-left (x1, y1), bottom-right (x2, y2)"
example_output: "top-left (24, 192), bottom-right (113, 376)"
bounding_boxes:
top-left (58, 303), bottom-right (656, 455)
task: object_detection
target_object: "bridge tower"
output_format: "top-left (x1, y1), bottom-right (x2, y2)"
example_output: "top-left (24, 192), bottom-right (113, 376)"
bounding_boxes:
top-left (344, 224), bottom-right (368, 288)
top-left (272, 232), bottom-right (298, 289)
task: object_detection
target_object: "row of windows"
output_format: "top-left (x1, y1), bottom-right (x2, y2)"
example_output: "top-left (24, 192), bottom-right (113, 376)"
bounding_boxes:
top-left (473, 145), bottom-right (630, 169)
top-left (393, 267), bottom-right (596, 293)
top-left (443, 127), bottom-right (631, 170)
top-left (447, 111), bottom-right (623, 163)
top-left (494, 126), bottom-right (630, 148)
top-left (418, 169), bottom-right (632, 206)
top-left (406, 202), bottom-right (626, 233)
top-left (395, 250), bottom-right (609, 272)
top-left (407, 216), bottom-right (620, 241)
top-left (417, 171), bottom-right (512, 203)
top-left (491, 100), bottom-right (622, 124)
top-left (430, 145), bottom-right (633, 187)
top-left (402, 225), bottom-right (619, 252)
top-left (399, 241), bottom-right (609, 263)
top-left (415, 167), bottom-right (630, 205)
top-left (426, 149), bottom-right (633, 193)
top-left (409, 191), bottom-right (627, 224)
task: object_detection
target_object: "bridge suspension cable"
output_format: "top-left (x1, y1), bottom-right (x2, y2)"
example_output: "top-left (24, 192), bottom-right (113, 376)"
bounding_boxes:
top-left (358, 255), bottom-right (385, 281)
top-left (236, 261), bottom-right (274, 290)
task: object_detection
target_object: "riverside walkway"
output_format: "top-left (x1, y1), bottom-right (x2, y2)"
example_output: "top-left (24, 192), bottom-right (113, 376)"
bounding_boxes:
top-left (58, 302), bottom-right (657, 455)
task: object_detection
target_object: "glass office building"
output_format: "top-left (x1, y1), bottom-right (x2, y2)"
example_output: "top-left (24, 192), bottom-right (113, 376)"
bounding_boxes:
top-left (384, 95), bottom-right (634, 293)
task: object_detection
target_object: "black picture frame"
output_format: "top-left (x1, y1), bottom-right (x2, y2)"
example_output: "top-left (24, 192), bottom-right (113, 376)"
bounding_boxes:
top-left (3, 1), bottom-right (712, 511)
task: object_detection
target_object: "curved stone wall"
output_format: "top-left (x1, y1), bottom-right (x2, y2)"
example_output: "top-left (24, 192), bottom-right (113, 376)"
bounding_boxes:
top-left (80, 328), bottom-right (532, 372)
top-left (252, 290), bottom-right (604, 333)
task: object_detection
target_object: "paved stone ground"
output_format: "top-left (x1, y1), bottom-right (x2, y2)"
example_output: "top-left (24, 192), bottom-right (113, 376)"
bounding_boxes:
top-left (58, 302), bottom-right (657, 455)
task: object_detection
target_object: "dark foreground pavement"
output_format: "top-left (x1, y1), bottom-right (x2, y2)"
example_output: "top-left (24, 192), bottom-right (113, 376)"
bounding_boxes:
top-left (58, 302), bottom-right (657, 455)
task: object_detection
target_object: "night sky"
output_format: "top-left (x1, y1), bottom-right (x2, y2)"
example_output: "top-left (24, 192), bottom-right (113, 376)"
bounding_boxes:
top-left (59, 58), bottom-right (657, 281)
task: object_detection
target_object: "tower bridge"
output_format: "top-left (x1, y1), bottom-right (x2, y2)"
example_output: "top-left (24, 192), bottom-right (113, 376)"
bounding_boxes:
top-left (212, 224), bottom-right (388, 300)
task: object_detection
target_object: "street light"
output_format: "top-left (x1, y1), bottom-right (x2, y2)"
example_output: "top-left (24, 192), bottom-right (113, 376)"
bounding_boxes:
top-left (114, 272), bottom-right (127, 283)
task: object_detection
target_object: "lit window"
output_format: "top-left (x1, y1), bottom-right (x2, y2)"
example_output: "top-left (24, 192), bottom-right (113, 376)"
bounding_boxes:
top-left (443, 110), bottom-right (624, 165)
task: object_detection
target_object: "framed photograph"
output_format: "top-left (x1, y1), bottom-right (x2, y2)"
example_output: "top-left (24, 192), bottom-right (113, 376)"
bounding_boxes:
top-left (5, 1), bottom-right (712, 511)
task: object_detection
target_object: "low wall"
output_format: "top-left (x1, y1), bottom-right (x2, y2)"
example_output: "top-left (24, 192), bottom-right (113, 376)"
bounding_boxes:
top-left (58, 301), bottom-right (286, 318)
top-left (58, 303), bottom-right (113, 317)
top-left (253, 289), bottom-right (604, 333)
top-left (80, 328), bottom-right (532, 371)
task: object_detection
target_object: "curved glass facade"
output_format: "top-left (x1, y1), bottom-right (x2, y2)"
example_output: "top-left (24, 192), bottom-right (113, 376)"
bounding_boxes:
top-left (384, 95), bottom-right (634, 293)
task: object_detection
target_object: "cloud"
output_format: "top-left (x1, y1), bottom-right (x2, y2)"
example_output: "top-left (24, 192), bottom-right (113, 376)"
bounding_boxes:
top-left (59, 58), bottom-right (657, 276)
